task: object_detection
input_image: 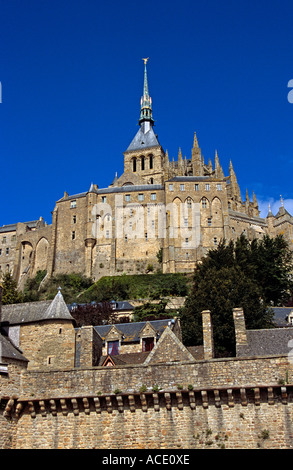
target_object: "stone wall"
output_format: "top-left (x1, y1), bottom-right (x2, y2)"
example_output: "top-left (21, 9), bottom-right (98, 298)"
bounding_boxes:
top-left (1, 354), bottom-right (293, 448)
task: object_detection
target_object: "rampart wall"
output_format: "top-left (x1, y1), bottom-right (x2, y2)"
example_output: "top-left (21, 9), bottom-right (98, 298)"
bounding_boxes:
top-left (1, 354), bottom-right (293, 449)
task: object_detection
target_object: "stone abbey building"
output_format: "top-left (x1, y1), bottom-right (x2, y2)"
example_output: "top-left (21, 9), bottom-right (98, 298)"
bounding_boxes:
top-left (1, 60), bottom-right (293, 287)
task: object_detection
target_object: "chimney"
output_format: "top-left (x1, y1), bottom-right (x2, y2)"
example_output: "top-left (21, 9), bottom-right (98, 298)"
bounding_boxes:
top-left (233, 308), bottom-right (248, 356)
top-left (201, 310), bottom-right (214, 360)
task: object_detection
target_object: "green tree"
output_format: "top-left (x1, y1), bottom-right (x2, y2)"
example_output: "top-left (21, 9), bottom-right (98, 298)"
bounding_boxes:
top-left (1, 272), bottom-right (23, 305)
top-left (179, 234), bottom-right (291, 356)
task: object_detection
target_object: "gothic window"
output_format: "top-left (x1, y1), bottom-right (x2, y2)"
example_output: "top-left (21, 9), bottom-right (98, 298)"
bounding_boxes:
top-left (186, 197), bottom-right (192, 208)
top-left (202, 198), bottom-right (208, 209)
top-left (149, 154), bottom-right (153, 169)
top-left (133, 158), bottom-right (137, 172)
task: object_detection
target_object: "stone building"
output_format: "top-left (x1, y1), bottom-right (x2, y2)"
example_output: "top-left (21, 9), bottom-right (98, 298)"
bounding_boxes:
top-left (1, 60), bottom-right (293, 286)
top-left (2, 287), bottom-right (293, 448)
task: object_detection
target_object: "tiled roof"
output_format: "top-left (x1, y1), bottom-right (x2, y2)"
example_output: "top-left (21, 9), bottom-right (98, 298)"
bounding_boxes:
top-left (94, 319), bottom-right (173, 343)
top-left (0, 333), bottom-right (28, 362)
top-left (242, 327), bottom-right (293, 356)
top-left (98, 352), bottom-right (150, 366)
top-left (2, 291), bottom-right (73, 325)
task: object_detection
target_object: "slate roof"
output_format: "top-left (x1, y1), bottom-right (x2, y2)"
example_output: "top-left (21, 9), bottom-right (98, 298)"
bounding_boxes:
top-left (0, 220), bottom-right (39, 233)
top-left (1, 291), bottom-right (74, 325)
top-left (94, 319), bottom-right (174, 343)
top-left (98, 352), bottom-right (150, 366)
top-left (240, 327), bottom-right (293, 357)
top-left (0, 333), bottom-right (28, 363)
top-left (126, 124), bottom-right (160, 152)
top-left (272, 307), bottom-right (293, 327)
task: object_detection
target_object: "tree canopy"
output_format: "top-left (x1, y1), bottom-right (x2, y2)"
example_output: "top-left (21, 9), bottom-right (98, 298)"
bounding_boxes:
top-left (180, 234), bottom-right (292, 356)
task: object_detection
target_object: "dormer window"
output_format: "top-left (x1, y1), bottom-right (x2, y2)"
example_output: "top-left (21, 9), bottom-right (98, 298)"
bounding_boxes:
top-left (142, 337), bottom-right (154, 352)
top-left (107, 340), bottom-right (119, 355)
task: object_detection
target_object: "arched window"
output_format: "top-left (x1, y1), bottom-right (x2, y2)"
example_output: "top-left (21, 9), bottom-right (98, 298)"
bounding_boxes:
top-left (132, 158), bottom-right (137, 172)
top-left (149, 154), bottom-right (153, 169)
top-left (202, 198), bottom-right (208, 209)
top-left (141, 156), bottom-right (145, 171)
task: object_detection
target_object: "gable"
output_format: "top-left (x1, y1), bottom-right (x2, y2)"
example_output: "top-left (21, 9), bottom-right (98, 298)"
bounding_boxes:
top-left (139, 321), bottom-right (157, 338)
top-left (144, 327), bottom-right (194, 365)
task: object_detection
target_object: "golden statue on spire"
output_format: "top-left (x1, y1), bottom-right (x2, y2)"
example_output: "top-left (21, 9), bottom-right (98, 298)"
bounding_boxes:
top-left (142, 57), bottom-right (149, 65)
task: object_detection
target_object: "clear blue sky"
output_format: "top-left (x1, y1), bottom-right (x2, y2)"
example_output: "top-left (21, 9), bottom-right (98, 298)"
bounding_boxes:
top-left (1, 0), bottom-right (293, 226)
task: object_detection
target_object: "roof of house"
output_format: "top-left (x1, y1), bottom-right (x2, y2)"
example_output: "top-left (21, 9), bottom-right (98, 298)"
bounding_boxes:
top-left (0, 333), bottom-right (28, 363)
top-left (243, 327), bottom-right (293, 356)
top-left (2, 290), bottom-right (74, 325)
top-left (98, 351), bottom-right (150, 366)
top-left (272, 307), bottom-right (293, 327)
top-left (94, 319), bottom-right (174, 343)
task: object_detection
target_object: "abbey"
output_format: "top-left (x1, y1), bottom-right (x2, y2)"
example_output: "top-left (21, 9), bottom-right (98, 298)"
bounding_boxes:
top-left (1, 61), bottom-right (293, 286)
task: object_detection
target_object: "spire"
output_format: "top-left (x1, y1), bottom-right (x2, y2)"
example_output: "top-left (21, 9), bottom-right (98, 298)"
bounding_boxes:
top-left (139, 58), bottom-right (154, 126)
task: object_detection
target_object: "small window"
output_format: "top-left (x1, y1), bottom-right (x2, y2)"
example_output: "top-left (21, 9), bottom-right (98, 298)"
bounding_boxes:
top-left (208, 217), bottom-right (212, 226)
top-left (195, 184), bottom-right (199, 191)
top-left (73, 215), bottom-right (76, 224)
top-left (186, 198), bottom-right (192, 208)
top-left (70, 200), bottom-right (76, 209)
top-left (214, 237), bottom-right (217, 246)
top-left (0, 249), bottom-right (2, 256)
top-left (2, 237), bottom-right (6, 244)
top-left (138, 194), bottom-right (144, 201)
top-left (141, 156), bottom-right (145, 171)
top-left (205, 184), bottom-right (210, 191)
top-left (6, 248), bottom-right (9, 255)
top-left (142, 337), bottom-right (154, 352)
top-left (185, 238), bottom-right (189, 246)
top-left (108, 340), bottom-right (119, 355)
top-left (133, 158), bottom-right (137, 172)
top-left (125, 194), bottom-right (131, 202)
top-left (184, 217), bottom-right (188, 227)
top-left (106, 230), bottom-right (110, 239)
top-left (150, 178), bottom-right (154, 184)
top-left (151, 220), bottom-right (155, 229)
top-left (125, 235), bottom-right (128, 242)
top-left (169, 184), bottom-right (173, 191)
top-left (47, 356), bottom-right (54, 365)
top-left (101, 196), bottom-right (107, 203)
top-left (180, 184), bottom-right (185, 191)
top-left (217, 184), bottom-right (222, 191)
top-left (149, 155), bottom-right (153, 169)
top-left (202, 198), bottom-right (207, 209)
top-left (72, 231), bottom-right (76, 240)
top-left (145, 232), bottom-right (148, 241)
top-left (151, 193), bottom-right (156, 201)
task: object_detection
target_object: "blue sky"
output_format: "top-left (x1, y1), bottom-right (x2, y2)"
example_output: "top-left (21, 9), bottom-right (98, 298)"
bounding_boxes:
top-left (1, 0), bottom-right (293, 226)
